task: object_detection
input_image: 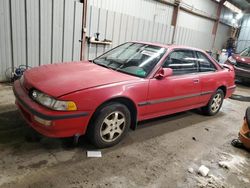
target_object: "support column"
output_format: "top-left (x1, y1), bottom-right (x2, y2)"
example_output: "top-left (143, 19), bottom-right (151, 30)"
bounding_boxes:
top-left (212, 0), bottom-right (226, 49)
top-left (171, 0), bottom-right (180, 44)
top-left (80, 0), bottom-right (87, 60)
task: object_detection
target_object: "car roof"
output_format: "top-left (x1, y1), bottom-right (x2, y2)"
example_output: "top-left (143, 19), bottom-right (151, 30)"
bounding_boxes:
top-left (132, 41), bottom-right (206, 53)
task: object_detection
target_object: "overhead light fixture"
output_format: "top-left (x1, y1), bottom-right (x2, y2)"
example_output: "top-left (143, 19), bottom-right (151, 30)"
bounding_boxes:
top-left (224, 1), bottom-right (242, 14)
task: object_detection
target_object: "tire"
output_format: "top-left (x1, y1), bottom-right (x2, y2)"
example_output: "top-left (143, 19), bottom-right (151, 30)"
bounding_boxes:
top-left (87, 103), bottom-right (131, 148)
top-left (201, 89), bottom-right (224, 116)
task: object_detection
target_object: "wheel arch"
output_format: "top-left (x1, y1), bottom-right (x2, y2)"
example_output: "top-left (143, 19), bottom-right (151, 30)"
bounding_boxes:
top-left (87, 96), bottom-right (138, 131)
top-left (217, 85), bottom-right (227, 97)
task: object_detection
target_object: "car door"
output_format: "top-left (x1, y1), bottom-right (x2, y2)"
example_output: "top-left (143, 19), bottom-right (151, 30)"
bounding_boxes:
top-left (195, 51), bottom-right (218, 103)
top-left (146, 49), bottom-right (202, 117)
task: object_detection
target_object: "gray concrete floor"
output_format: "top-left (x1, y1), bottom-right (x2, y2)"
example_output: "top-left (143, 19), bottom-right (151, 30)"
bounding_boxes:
top-left (0, 82), bottom-right (250, 188)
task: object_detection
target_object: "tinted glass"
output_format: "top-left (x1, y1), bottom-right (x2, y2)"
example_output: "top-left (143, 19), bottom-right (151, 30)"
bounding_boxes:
top-left (196, 51), bottom-right (216, 72)
top-left (93, 42), bottom-right (167, 78)
top-left (163, 50), bottom-right (198, 75)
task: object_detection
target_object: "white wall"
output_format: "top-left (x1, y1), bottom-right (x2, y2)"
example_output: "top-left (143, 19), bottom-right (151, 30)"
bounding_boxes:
top-left (178, 10), bottom-right (214, 33)
top-left (85, 5), bottom-right (174, 60)
top-left (0, 0), bottom-right (83, 81)
top-left (214, 23), bottom-right (231, 50)
top-left (85, 0), bottom-right (234, 59)
top-left (0, 0), bottom-right (237, 81)
top-left (181, 0), bottom-right (218, 16)
top-left (177, 0), bottom-right (216, 49)
top-left (88, 0), bottom-right (174, 25)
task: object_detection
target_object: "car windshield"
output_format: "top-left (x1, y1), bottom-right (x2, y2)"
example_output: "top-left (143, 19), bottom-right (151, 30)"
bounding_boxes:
top-left (240, 47), bottom-right (250, 57)
top-left (93, 42), bottom-right (167, 78)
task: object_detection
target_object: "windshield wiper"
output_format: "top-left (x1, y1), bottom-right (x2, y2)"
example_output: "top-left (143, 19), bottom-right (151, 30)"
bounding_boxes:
top-left (93, 60), bottom-right (114, 70)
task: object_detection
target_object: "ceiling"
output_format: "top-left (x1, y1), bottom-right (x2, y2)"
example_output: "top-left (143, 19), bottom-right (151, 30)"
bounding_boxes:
top-left (228, 0), bottom-right (250, 12)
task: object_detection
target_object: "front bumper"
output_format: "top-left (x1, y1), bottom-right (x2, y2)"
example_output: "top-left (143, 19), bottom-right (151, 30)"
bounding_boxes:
top-left (234, 66), bottom-right (250, 81)
top-left (13, 81), bottom-right (90, 138)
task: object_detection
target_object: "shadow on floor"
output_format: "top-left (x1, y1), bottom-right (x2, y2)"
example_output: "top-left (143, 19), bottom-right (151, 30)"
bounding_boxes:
top-left (230, 81), bottom-right (250, 102)
top-left (230, 94), bottom-right (250, 102)
top-left (0, 107), bottom-right (226, 152)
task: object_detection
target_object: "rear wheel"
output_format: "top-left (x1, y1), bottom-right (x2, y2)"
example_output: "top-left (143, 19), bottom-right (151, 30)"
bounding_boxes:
top-left (87, 103), bottom-right (131, 148)
top-left (201, 89), bottom-right (224, 116)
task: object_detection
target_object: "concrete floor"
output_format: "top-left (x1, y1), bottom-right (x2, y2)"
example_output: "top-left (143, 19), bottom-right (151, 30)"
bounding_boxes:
top-left (0, 82), bottom-right (250, 188)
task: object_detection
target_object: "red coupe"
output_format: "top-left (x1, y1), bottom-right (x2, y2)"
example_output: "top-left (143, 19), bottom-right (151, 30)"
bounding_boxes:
top-left (13, 42), bottom-right (236, 148)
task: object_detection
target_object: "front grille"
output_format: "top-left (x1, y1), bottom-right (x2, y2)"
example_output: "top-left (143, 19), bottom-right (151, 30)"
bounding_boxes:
top-left (236, 61), bottom-right (250, 69)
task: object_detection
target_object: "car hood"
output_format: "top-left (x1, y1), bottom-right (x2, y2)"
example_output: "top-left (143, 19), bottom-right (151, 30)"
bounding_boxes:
top-left (233, 54), bottom-right (250, 63)
top-left (24, 61), bottom-right (139, 97)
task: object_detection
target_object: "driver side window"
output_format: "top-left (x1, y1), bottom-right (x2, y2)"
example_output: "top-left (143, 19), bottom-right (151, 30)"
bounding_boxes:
top-left (163, 50), bottom-right (198, 75)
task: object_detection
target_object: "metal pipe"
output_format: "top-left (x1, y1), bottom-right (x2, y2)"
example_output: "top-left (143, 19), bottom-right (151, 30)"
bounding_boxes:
top-left (80, 0), bottom-right (87, 60)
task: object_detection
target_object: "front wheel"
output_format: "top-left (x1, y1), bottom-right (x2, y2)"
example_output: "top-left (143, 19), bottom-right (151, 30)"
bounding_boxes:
top-left (87, 103), bottom-right (131, 148)
top-left (201, 89), bottom-right (224, 116)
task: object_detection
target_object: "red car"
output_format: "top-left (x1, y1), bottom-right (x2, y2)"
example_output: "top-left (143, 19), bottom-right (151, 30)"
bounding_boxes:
top-left (13, 42), bottom-right (236, 148)
top-left (227, 47), bottom-right (250, 82)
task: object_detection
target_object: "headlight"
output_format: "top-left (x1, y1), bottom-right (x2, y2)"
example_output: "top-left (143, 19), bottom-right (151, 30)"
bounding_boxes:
top-left (228, 56), bottom-right (236, 65)
top-left (31, 90), bottom-right (77, 111)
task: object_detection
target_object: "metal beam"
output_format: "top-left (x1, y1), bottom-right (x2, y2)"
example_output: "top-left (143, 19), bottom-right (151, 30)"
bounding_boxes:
top-left (171, 0), bottom-right (180, 44)
top-left (80, 0), bottom-right (87, 60)
top-left (212, 0), bottom-right (226, 49)
top-left (212, 0), bottom-right (226, 35)
top-left (180, 6), bottom-right (216, 21)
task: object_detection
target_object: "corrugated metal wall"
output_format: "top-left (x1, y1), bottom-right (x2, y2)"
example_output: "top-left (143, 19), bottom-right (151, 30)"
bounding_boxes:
top-left (237, 14), bottom-right (250, 52)
top-left (220, 7), bottom-right (235, 26)
top-left (84, 0), bottom-right (174, 60)
top-left (0, 0), bottom-right (83, 81)
top-left (85, 0), bottom-right (230, 60)
top-left (88, 0), bottom-right (174, 25)
top-left (1, 0), bottom-right (234, 81)
top-left (0, 0), bottom-right (12, 82)
top-left (85, 5), bottom-right (174, 60)
top-left (214, 23), bottom-right (231, 50)
top-left (181, 0), bottom-right (218, 17)
top-left (176, 10), bottom-right (214, 50)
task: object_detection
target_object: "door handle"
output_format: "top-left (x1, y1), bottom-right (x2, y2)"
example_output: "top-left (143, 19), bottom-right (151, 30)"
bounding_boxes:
top-left (193, 79), bottom-right (199, 84)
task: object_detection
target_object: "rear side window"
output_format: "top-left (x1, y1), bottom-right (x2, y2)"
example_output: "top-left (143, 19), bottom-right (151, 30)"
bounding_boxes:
top-left (163, 50), bottom-right (198, 75)
top-left (196, 51), bottom-right (216, 72)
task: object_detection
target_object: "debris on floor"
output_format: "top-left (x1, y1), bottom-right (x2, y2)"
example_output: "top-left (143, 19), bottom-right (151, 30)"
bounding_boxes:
top-left (195, 174), bottom-right (226, 188)
top-left (188, 167), bottom-right (194, 174)
top-left (238, 176), bottom-right (250, 183)
top-left (218, 161), bottom-right (229, 169)
top-left (192, 137), bottom-right (197, 141)
top-left (87, 151), bottom-right (102, 158)
top-left (198, 165), bottom-right (209, 177)
top-left (218, 153), bottom-right (246, 173)
top-left (1, 83), bottom-right (250, 187)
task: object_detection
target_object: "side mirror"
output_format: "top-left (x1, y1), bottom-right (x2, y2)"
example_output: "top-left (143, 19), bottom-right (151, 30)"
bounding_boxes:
top-left (154, 68), bottom-right (173, 79)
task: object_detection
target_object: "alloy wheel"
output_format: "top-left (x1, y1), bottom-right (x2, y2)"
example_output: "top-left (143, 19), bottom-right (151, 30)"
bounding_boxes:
top-left (100, 111), bottom-right (126, 142)
top-left (211, 93), bottom-right (222, 113)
